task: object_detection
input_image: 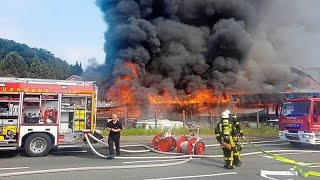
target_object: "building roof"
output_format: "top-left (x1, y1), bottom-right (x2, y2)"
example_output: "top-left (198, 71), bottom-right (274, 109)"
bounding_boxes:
top-left (66, 75), bottom-right (84, 81)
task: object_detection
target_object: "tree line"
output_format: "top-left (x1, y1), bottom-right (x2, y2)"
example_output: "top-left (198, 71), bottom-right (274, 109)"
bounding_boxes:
top-left (0, 38), bottom-right (83, 79)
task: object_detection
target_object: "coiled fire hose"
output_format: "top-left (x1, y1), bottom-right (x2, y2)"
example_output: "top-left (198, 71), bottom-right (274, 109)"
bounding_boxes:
top-left (85, 133), bottom-right (198, 159)
top-left (87, 133), bottom-right (185, 155)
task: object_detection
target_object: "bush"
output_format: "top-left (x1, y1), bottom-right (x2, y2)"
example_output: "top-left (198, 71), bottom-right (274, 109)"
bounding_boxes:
top-left (101, 126), bottom-right (278, 136)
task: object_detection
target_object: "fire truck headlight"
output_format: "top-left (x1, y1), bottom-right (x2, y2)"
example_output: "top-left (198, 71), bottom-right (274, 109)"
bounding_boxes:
top-left (279, 132), bottom-right (284, 136)
top-left (302, 134), bottom-right (314, 139)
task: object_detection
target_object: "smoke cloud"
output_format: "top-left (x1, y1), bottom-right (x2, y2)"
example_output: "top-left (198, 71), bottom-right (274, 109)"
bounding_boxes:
top-left (93, 0), bottom-right (318, 103)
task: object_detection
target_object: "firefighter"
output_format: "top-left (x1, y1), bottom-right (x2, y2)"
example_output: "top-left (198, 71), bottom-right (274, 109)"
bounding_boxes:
top-left (225, 109), bottom-right (244, 167)
top-left (215, 111), bottom-right (237, 169)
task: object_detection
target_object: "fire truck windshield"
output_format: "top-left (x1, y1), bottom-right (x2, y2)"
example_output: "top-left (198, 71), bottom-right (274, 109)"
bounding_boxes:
top-left (281, 101), bottom-right (310, 117)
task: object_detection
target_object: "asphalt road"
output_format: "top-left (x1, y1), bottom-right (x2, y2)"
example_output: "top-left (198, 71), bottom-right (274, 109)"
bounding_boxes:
top-left (1, 138), bottom-right (320, 180)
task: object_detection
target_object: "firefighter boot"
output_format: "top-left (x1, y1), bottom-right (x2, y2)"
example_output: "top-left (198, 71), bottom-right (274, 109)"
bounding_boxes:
top-left (224, 160), bottom-right (234, 169)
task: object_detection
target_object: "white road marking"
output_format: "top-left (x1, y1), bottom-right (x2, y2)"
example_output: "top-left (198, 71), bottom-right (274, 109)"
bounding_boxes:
top-left (309, 165), bottom-right (320, 168)
top-left (260, 170), bottom-right (297, 180)
top-left (144, 172), bottom-right (237, 180)
top-left (0, 167), bottom-right (29, 170)
top-left (261, 151), bottom-right (316, 159)
top-left (206, 140), bottom-right (287, 147)
top-left (262, 156), bottom-right (274, 159)
top-left (123, 158), bottom-right (201, 164)
top-left (255, 143), bottom-right (289, 147)
top-left (260, 152), bottom-right (313, 156)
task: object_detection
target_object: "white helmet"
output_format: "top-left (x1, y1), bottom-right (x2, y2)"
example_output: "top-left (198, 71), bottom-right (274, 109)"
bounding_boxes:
top-left (224, 109), bottom-right (231, 115)
top-left (221, 111), bottom-right (229, 119)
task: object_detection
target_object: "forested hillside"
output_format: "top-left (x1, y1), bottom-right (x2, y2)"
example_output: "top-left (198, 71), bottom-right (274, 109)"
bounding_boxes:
top-left (0, 38), bottom-right (83, 79)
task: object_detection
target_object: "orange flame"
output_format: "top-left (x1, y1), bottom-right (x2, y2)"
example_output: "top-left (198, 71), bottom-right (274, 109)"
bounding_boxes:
top-left (106, 62), bottom-right (140, 105)
top-left (124, 62), bottom-right (138, 79)
top-left (106, 82), bottom-right (135, 105)
top-left (148, 89), bottom-right (230, 105)
top-left (107, 62), bottom-right (232, 106)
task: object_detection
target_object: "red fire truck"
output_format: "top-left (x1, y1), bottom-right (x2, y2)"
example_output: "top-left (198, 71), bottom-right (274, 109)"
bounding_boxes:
top-left (278, 97), bottom-right (320, 145)
top-left (0, 77), bottom-right (98, 156)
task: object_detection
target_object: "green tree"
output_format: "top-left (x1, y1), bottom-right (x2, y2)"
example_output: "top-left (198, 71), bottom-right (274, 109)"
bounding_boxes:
top-left (0, 52), bottom-right (28, 77)
top-left (70, 61), bottom-right (83, 76)
top-left (27, 57), bottom-right (52, 79)
top-left (0, 38), bottom-right (84, 79)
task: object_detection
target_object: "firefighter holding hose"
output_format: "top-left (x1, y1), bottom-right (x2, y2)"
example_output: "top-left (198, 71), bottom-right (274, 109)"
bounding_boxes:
top-left (225, 109), bottom-right (244, 167)
top-left (215, 111), bottom-right (238, 169)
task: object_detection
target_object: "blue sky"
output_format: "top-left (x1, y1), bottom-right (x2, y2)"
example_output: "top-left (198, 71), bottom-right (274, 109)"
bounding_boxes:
top-left (0, 0), bottom-right (106, 68)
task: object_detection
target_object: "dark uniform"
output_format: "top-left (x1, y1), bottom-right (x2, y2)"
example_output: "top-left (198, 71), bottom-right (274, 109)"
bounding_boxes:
top-left (230, 114), bottom-right (243, 167)
top-left (215, 115), bottom-right (238, 169)
top-left (107, 120), bottom-right (123, 158)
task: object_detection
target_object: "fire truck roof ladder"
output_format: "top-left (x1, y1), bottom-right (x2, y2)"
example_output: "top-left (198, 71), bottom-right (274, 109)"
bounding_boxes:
top-left (0, 77), bottom-right (96, 86)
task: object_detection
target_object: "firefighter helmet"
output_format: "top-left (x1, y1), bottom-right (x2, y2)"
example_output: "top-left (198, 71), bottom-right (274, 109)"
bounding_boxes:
top-left (221, 111), bottom-right (229, 119)
top-left (225, 109), bottom-right (231, 115)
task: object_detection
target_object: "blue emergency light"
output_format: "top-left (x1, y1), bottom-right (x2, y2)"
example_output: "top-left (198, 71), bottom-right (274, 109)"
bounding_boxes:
top-left (284, 123), bottom-right (301, 129)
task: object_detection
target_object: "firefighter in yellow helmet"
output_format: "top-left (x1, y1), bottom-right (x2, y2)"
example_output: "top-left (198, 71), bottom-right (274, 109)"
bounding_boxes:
top-left (215, 111), bottom-right (237, 169)
top-left (225, 109), bottom-right (244, 167)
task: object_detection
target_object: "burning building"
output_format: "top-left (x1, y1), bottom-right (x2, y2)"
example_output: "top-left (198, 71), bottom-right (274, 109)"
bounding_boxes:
top-left (90, 1), bottom-right (320, 127)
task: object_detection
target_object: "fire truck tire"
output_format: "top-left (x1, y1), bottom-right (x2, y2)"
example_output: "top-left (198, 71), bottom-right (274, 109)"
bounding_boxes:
top-left (24, 133), bottom-right (52, 157)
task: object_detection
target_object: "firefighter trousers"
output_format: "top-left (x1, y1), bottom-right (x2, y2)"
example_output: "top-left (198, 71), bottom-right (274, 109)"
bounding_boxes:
top-left (222, 147), bottom-right (234, 168)
top-left (233, 142), bottom-right (242, 166)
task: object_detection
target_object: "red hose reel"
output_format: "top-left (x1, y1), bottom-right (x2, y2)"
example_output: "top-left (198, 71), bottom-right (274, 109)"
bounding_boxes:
top-left (151, 126), bottom-right (205, 155)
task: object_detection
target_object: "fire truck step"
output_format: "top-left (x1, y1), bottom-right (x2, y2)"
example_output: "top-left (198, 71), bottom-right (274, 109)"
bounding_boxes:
top-left (0, 146), bottom-right (17, 151)
top-left (0, 142), bottom-right (17, 147)
top-left (57, 144), bottom-right (83, 149)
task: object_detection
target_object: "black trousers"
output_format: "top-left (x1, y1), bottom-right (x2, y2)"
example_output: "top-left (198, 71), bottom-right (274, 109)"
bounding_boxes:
top-left (108, 136), bottom-right (120, 156)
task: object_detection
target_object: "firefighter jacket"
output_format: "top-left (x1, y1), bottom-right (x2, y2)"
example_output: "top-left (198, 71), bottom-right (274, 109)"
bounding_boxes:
top-left (231, 116), bottom-right (244, 137)
top-left (215, 118), bottom-right (238, 147)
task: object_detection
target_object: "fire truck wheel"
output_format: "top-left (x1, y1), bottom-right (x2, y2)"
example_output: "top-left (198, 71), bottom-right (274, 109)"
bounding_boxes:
top-left (24, 133), bottom-right (52, 157)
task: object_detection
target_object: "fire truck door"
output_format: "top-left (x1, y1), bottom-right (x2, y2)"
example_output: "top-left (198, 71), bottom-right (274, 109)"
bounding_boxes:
top-left (312, 102), bottom-right (320, 127)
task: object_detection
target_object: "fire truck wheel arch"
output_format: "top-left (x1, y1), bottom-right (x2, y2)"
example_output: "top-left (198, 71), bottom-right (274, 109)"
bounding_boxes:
top-left (23, 133), bottom-right (53, 157)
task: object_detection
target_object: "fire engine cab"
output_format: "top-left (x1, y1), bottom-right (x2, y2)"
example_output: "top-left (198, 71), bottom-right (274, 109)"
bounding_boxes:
top-left (0, 77), bottom-right (97, 156)
top-left (278, 97), bottom-right (320, 145)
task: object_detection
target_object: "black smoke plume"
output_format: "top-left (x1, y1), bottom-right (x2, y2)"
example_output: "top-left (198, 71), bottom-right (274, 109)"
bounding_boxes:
top-left (92, 0), bottom-right (309, 103)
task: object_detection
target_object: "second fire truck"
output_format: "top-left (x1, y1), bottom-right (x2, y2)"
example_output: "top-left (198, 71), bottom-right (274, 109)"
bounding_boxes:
top-left (278, 97), bottom-right (320, 145)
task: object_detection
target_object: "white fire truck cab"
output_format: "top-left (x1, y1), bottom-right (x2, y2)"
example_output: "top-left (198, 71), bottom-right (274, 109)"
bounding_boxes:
top-left (0, 77), bottom-right (97, 156)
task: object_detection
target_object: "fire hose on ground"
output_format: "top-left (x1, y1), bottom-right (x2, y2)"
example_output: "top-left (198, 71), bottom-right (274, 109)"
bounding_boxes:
top-left (86, 132), bottom-right (320, 178)
top-left (1, 133), bottom-right (320, 178)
